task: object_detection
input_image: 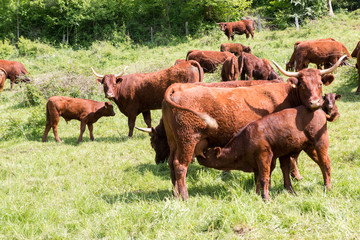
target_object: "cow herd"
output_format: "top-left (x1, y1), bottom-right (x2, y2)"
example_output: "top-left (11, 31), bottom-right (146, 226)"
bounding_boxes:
top-left (1, 24), bottom-right (360, 201)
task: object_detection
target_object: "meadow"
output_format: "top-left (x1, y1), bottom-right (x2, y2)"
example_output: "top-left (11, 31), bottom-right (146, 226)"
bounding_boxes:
top-left (1, 12), bottom-right (360, 239)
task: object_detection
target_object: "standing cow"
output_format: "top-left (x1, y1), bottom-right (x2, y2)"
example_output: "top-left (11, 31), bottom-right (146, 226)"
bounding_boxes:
top-left (139, 56), bottom-right (345, 200)
top-left (351, 41), bottom-right (360, 94)
top-left (186, 50), bottom-right (234, 73)
top-left (238, 52), bottom-right (280, 80)
top-left (92, 60), bottom-right (203, 137)
top-left (216, 20), bottom-right (255, 40)
top-left (0, 59), bottom-right (31, 90)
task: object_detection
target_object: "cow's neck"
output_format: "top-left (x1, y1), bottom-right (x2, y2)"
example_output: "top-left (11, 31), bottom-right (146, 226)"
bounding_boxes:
top-left (288, 85), bottom-right (303, 107)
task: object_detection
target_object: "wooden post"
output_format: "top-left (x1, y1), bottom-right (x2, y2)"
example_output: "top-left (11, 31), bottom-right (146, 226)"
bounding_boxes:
top-left (227, 15), bottom-right (229, 22)
top-left (257, 14), bottom-right (261, 32)
top-left (151, 27), bottom-right (153, 42)
top-left (16, 0), bottom-right (20, 39)
top-left (295, 14), bottom-right (299, 30)
top-left (185, 22), bottom-right (188, 36)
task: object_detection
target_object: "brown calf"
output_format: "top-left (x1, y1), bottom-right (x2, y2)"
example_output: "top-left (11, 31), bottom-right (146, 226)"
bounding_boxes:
top-left (220, 43), bottom-right (251, 56)
top-left (199, 105), bottom-right (331, 201)
top-left (217, 20), bottom-right (255, 40)
top-left (42, 96), bottom-right (115, 143)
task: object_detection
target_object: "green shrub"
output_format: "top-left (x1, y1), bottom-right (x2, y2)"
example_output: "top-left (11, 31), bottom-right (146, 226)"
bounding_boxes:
top-left (17, 37), bottom-right (55, 57)
top-left (0, 39), bottom-right (17, 58)
top-left (23, 84), bottom-right (46, 107)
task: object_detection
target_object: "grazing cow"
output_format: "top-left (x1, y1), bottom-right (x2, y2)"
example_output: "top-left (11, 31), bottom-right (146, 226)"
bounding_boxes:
top-left (286, 39), bottom-right (350, 71)
top-left (221, 55), bottom-right (239, 81)
top-left (238, 52), bottom-right (280, 80)
top-left (0, 67), bottom-right (6, 92)
top-left (186, 50), bottom-right (234, 73)
top-left (220, 43), bottom-right (252, 56)
top-left (141, 56), bottom-right (345, 200)
top-left (351, 41), bottom-right (360, 94)
top-left (92, 60), bottom-right (203, 137)
top-left (216, 20), bottom-right (255, 40)
top-left (0, 59), bottom-right (31, 90)
top-left (42, 96), bottom-right (115, 143)
top-left (290, 92), bottom-right (341, 180)
top-left (199, 105), bottom-right (331, 201)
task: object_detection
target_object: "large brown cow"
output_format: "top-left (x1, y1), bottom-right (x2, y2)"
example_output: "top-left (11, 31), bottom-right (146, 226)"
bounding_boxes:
top-left (351, 41), bottom-right (360, 94)
top-left (199, 105), bottom-right (331, 201)
top-left (221, 55), bottom-right (239, 81)
top-left (0, 59), bottom-right (31, 90)
top-left (186, 50), bottom-right (234, 73)
top-left (42, 96), bottom-right (115, 143)
top-left (140, 56), bottom-right (345, 200)
top-left (286, 39), bottom-right (350, 71)
top-left (216, 20), bottom-right (255, 40)
top-left (220, 43), bottom-right (252, 56)
top-left (238, 52), bottom-right (280, 80)
top-left (0, 67), bottom-right (6, 92)
top-left (92, 60), bottom-right (204, 137)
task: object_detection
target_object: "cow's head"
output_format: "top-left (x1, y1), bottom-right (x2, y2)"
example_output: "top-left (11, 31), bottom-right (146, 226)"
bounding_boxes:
top-left (216, 22), bottom-right (227, 31)
top-left (91, 67), bottom-right (127, 100)
top-left (100, 101), bottom-right (116, 117)
top-left (351, 41), bottom-right (360, 58)
top-left (323, 93), bottom-right (341, 122)
top-left (243, 45), bottom-right (252, 53)
top-left (272, 55), bottom-right (346, 110)
top-left (135, 120), bottom-right (169, 165)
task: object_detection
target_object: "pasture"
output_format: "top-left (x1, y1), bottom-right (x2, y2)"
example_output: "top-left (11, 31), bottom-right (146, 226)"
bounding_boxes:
top-left (1, 12), bottom-right (360, 239)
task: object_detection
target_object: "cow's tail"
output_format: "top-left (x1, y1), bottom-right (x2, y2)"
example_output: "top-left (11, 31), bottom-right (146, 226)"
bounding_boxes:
top-left (45, 101), bottom-right (51, 125)
top-left (188, 60), bottom-right (204, 82)
top-left (0, 67), bottom-right (7, 76)
top-left (186, 50), bottom-right (195, 61)
top-left (238, 52), bottom-right (245, 79)
top-left (164, 84), bottom-right (218, 130)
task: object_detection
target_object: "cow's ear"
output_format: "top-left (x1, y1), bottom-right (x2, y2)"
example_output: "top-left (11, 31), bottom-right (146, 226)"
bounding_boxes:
top-left (214, 147), bottom-right (222, 158)
top-left (105, 102), bottom-right (110, 108)
top-left (335, 94), bottom-right (342, 100)
top-left (287, 77), bottom-right (298, 88)
top-left (96, 78), bottom-right (103, 84)
top-left (322, 74), bottom-right (334, 86)
top-left (116, 77), bottom-right (123, 84)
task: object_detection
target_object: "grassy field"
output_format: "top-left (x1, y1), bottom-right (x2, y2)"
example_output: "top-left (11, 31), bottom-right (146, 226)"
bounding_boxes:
top-left (1, 12), bottom-right (360, 239)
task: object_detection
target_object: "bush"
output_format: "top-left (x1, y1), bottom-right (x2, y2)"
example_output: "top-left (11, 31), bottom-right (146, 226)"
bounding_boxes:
top-left (23, 84), bottom-right (46, 107)
top-left (0, 39), bottom-right (17, 58)
top-left (17, 37), bottom-right (55, 57)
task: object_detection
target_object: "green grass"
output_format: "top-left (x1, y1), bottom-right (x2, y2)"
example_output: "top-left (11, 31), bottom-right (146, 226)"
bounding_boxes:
top-left (1, 12), bottom-right (360, 239)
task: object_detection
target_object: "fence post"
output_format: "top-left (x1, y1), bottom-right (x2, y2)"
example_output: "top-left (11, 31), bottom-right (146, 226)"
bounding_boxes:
top-left (185, 22), bottom-right (188, 36)
top-left (295, 14), bottom-right (299, 30)
top-left (151, 27), bottom-right (153, 42)
top-left (257, 14), bottom-right (261, 32)
top-left (227, 15), bottom-right (229, 22)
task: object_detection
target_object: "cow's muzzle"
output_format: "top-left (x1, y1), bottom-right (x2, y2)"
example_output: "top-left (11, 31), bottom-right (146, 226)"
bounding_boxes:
top-left (309, 99), bottom-right (323, 110)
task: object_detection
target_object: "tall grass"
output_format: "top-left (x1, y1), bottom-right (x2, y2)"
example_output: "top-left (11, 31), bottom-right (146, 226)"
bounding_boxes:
top-left (0, 12), bottom-right (360, 239)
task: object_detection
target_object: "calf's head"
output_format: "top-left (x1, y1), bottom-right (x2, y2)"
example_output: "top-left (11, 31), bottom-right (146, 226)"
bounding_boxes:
top-left (272, 55), bottom-right (346, 110)
top-left (216, 22), bottom-right (227, 31)
top-left (91, 67), bottom-right (127, 100)
top-left (323, 93), bottom-right (341, 122)
top-left (100, 102), bottom-right (116, 117)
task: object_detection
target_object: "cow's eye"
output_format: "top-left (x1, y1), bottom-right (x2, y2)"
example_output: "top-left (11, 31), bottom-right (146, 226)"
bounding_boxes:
top-left (318, 83), bottom-right (322, 88)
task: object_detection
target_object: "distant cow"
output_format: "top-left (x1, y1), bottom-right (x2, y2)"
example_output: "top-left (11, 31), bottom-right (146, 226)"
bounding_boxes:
top-left (351, 41), bottom-right (360, 94)
top-left (186, 50), bottom-right (234, 73)
top-left (140, 56), bottom-right (345, 200)
top-left (92, 60), bottom-right (203, 137)
top-left (220, 43), bottom-right (251, 56)
top-left (286, 39), bottom-right (351, 71)
top-left (42, 96), bottom-right (115, 143)
top-left (200, 105), bottom-right (331, 201)
top-left (238, 52), bottom-right (280, 80)
top-left (217, 20), bottom-right (255, 40)
top-left (221, 55), bottom-right (239, 81)
top-left (0, 59), bottom-right (31, 90)
top-left (0, 67), bottom-right (6, 92)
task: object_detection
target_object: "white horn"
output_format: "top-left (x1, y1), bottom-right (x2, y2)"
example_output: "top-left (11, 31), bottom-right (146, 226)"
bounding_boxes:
top-left (115, 66), bottom-right (128, 78)
top-left (272, 60), bottom-right (299, 77)
top-left (91, 67), bottom-right (104, 78)
top-left (320, 55), bottom-right (348, 75)
top-left (135, 126), bottom-right (153, 133)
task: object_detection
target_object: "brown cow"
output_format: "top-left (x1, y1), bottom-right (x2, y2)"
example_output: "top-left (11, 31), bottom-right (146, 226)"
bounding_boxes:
top-left (216, 20), bottom-right (255, 40)
top-left (142, 56), bottom-right (345, 200)
top-left (42, 96), bottom-right (115, 143)
top-left (0, 59), bottom-right (31, 90)
top-left (186, 50), bottom-right (234, 73)
top-left (92, 60), bottom-right (203, 137)
top-left (0, 67), bottom-right (6, 92)
top-left (220, 43), bottom-right (252, 56)
top-left (286, 39), bottom-right (351, 71)
top-left (199, 105), bottom-right (331, 201)
top-left (289, 92), bottom-right (341, 180)
top-left (351, 41), bottom-right (360, 94)
top-left (221, 55), bottom-right (239, 81)
top-left (238, 52), bottom-right (281, 80)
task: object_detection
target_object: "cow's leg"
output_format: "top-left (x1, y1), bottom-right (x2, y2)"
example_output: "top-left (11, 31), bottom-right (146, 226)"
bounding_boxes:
top-left (9, 76), bottom-right (16, 91)
top-left (279, 155), bottom-right (296, 194)
top-left (246, 33), bottom-right (250, 39)
top-left (356, 67), bottom-right (360, 94)
top-left (257, 150), bottom-right (272, 201)
top-left (88, 123), bottom-right (94, 141)
top-left (290, 153), bottom-right (303, 180)
top-left (42, 124), bottom-right (51, 142)
top-left (51, 114), bottom-right (61, 142)
top-left (254, 170), bottom-right (261, 195)
top-left (142, 111), bottom-right (152, 128)
top-left (246, 68), bottom-right (253, 80)
top-left (305, 147), bottom-right (331, 191)
top-left (127, 115), bottom-right (137, 137)
top-left (78, 121), bottom-right (86, 142)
